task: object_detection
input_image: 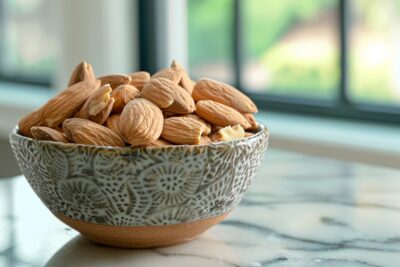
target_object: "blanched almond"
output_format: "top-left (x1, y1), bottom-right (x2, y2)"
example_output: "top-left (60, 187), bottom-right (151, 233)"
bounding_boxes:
top-left (18, 110), bottom-right (42, 137)
top-left (193, 78), bottom-right (258, 113)
top-left (195, 100), bottom-right (251, 129)
top-left (184, 114), bottom-right (211, 135)
top-left (120, 98), bottom-right (164, 146)
top-left (99, 74), bottom-right (131, 88)
top-left (38, 79), bottom-right (101, 128)
top-left (68, 61), bottom-right (96, 86)
top-left (129, 71), bottom-right (150, 90)
top-left (141, 78), bottom-right (195, 114)
top-left (63, 118), bottom-right (125, 147)
top-left (161, 117), bottom-right (203, 145)
top-left (31, 126), bottom-right (69, 143)
top-left (111, 84), bottom-right (141, 113)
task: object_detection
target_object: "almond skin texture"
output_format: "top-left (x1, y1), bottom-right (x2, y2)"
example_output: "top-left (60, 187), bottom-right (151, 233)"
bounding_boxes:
top-left (184, 114), bottom-right (211, 135)
top-left (199, 135), bottom-right (212, 145)
top-left (105, 114), bottom-right (122, 138)
top-left (38, 79), bottom-right (101, 128)
top-left (75, 84), bottom-right (112, 120)
top-left (193, 78), bottom-right (258, 113)
top-left (99, 74), bottom-right (131, 88)
top-left (141, 78), bottom-right (195, 114)
top-left (31, 126), bottom-right (69, 143)
top-left (111, 84), bottom-right (141, 113)
top-left (146, 139), bottom-right (171, 147)
top-left (63, 118), bottom-right (125, 147)
top-left (129, 71), bottom-right (150, 90)
top-left (120, 98), bottom-right (164, 146)
top-left (195, 100), bottom-right (251, 129)
top-left (244, 113), bottom-right (258, 131)
top-left (18, 110), bottom-right (42, 137)
top-left (161, 117), bottom-right (203, 145)
top-left (68, 61), bottom-right (96, 86)
top-left (151, 60), bottom-right (193, 94)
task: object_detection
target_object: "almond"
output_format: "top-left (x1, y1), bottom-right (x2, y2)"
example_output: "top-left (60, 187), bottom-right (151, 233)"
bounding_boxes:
top-left (68, 61), bottom-right (96, 86)
top-left (88, 97), bottom-right (114, 124)
top-left (63, 118), bottom-right (125, 147)
top-left (245, 132), bottom-right (254, 138)
top-left (244, 113), bottom-right (258, 131)
top-left (152, 60), bottom-right (193, 94)
top-left (193, 78), bottom-right (258, 113)
top-left (31, 126), bottom-right (69, 143)
top-left (99, 74), bottom-right (131, 88)
top-left (195, 100), bottom-right (251, 129)
top-left (18, 110), bottom-right (42, 138)
top-left (199, 135), bottom-right (211, 145)
top-left (120, 98), bottom-right (164, 146)
top-left (38, 79), bottom-right (101, 128)
top-left (75, 84), bottom-right (112, 120)
top-left (211, 124), bottom-right (223, 133)
top-left (141, 78), bottom-right (195, 114)
top-left (111, 84), bottom-right (141, 113)
top-left (146, 139), bottom-right (171, 147)
top-left (129, 71), bottom-right (150, 90)
top-left (184, 114), bottom-right (211, 135)
top-left (212, 125), bottom-right (245, 142)
top-left (105, 114), bottom-right (122, 137)
top-left (161, 117), bottom-right (203, 145)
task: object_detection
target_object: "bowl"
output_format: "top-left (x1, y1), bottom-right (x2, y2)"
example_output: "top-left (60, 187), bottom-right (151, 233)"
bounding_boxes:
top-left (10, 125), bottom-right (269, 248)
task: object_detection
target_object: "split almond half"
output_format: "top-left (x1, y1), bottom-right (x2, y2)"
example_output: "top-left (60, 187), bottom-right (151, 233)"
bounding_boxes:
top-left (120, 98), bottom-right (164, 146)
top-left (141, 78), bottom-right (195, 114)
top-left (111, 84), bottom-right (141, 113)
top-left (63, 118), bottom-right (125, 147)
top-left (31, 126), bottom-right (69, 143)
top-left (38, 79), bottom-right (101, 128)
top-left (195, 100), bottom-right (251, 129)
top-left (161, 117), bottom-right (203, 145)
top-left (193, 78), bottom-right (258, 113)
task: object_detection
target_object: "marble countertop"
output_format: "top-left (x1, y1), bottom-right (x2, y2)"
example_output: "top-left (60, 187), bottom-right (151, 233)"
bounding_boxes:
top-left (1, 149), bottom-right (400, 267)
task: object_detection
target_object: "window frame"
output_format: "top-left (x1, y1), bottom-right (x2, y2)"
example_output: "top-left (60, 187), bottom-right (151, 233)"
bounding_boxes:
top-left (138, 0), bottom-right (400, 124)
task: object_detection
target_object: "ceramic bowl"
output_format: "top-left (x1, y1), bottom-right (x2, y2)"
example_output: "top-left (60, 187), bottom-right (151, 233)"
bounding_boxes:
top-left (10, 126), bottom-right (269, 248)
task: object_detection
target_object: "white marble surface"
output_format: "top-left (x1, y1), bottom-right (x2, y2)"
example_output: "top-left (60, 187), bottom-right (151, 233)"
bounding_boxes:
top-left (1, 149), bottom-right (400, 267)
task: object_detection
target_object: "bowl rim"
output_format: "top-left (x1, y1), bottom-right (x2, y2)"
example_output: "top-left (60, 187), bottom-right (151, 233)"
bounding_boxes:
top-left (10, 124), bottom-right (269, 151)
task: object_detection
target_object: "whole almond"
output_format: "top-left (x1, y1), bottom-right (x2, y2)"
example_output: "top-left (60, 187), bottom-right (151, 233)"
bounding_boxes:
top-left (31, 126), bottom-right (69, 143)
top-left (152, 60), bottom-right (193, 94)
top-left (75, 84), bottom-right (112, 119)
top-left (196, 100), bottom-right (251, 129)
top-left (120, 98), bottom-right (164, 146)
top-left (184, 114), bottom-right (211, 135)
top-left (141, 78), bottom-right (195, 114)
top-left (147, 139), bottom-right (171, 147)
top-left (193, 78), bottom-right (258, 113)
top-left (244, 113), bottom-right (258, 131)
top-left (105, 114), bottom-right (122, 137)
top-left (111, 84), bottom-right (141, 113)
top-left (129, 71), bottom-right (150, 90)
top-left (38, 79), bottom-right (101, 128)
top-left (68, 61), bottom-right (96, 86)
top-left (63, 118), bottom-right (125, 147)
top-left (99, 74), bottom-right (131, 88)
top-left (161, 117), bottom-right (203, 145)
top-left (18, 110), bottom-right (42, 137)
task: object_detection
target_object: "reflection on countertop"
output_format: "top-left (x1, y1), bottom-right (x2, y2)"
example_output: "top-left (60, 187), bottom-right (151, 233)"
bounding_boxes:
top-left (1, 149), bottom-right (400, 267)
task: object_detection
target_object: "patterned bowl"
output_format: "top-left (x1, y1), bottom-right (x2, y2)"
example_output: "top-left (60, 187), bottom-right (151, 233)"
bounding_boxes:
top-left (10, 125), bottom-right (269, 248)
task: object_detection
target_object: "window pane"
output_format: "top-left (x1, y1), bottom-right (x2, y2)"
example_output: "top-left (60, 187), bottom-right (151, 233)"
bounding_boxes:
top-left (349, 0), bottom-right (400, 106)
top-left (243, 0), bottom-right (339, 99)
top-left (188, 0), bottom-right (234, 83)
top-left (0, 0), bottom-right (57, 80)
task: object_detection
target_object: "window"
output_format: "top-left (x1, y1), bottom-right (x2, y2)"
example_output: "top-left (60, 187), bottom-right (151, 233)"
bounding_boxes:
top-left (0, 0), bottom-right (56, 85)
top-left (186, 0), bottom-right (400, 123)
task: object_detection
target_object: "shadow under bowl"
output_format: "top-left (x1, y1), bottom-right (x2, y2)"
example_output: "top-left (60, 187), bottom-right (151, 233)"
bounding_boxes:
top-left (10, 126), bottom-right (269, 248)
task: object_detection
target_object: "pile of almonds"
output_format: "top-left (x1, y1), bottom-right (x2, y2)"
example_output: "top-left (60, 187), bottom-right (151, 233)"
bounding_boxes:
top-left (18, 60), bottom-right (259, 147)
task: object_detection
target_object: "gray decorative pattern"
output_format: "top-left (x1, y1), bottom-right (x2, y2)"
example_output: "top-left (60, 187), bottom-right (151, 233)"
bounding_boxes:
top-left (10, 126), bottom-right (269, 226)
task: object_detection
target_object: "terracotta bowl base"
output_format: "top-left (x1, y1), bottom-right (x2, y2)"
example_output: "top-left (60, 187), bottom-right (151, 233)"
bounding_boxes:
top-left (56, 213), bottom-right (229, 248)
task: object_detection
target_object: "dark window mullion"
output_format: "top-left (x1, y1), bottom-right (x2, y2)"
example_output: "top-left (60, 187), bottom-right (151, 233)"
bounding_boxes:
top-left (233, 0), bottom-right (243, 90)
top-left (338, 0), bottom-right (349, 106)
